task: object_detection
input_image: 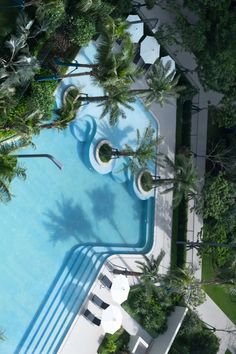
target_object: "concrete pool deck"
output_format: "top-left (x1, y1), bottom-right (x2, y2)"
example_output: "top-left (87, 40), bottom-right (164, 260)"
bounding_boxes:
top-left (58, 76), bottom-right (177, 353)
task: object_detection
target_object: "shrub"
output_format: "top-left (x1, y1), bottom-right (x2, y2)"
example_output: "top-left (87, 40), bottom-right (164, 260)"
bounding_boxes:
top-left (123, 286), bottom-right (175, 337)
top-left (203, 172), bottom-right (234, 221)
top-left (170, 311), bottom-right (220, 354)
top-left (36, 0), bottom-right (66, 35)
top-left (98, 329), bottom-right (130, 354)
top-left (70, 15), bottom-right (96, 47)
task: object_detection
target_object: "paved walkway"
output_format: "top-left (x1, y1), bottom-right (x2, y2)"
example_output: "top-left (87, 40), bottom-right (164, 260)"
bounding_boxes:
top-left (136, 1), bottom-right (236, 353)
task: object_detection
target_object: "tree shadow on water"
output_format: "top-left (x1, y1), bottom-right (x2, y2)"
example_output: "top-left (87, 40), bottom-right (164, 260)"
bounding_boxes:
top-left (87, 185), bottom-right (127, 245)
top-left (43, 196), bottom-right (99, 244)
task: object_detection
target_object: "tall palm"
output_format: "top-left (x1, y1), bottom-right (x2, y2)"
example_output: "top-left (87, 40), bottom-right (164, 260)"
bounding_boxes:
top-left (131, 59), bottom-right (183, 107)
top-left (36, 20), bottom-right (138, 89)
top-left (113, 250), bottom-right (165, 297)
top-left (163, 267), bottom-right (206, 309)
top-left (0, 139), bottom-right (27, 203)
top-left (154, 154), bottom-right (200, 207)
top-left (111, 125), bottom-right (165, 174)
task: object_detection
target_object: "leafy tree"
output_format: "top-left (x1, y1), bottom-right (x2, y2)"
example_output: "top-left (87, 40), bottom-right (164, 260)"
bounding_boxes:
top-left (69, 15), bottom-right (97, 47)
top-left (168, 0), bottom-right (236, 93)
top-left (202, 172), bottom-right (235, 220)
top-left (0, 12), bottom-right (39, 91)
top-left (211, 94), bottom-right (236, 128)
top-left (169, 310), bottom-right (220, 354)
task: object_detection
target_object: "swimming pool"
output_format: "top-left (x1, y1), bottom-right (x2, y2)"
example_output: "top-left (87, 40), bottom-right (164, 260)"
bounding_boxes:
top-left (0, 43), bottom-right (157, 354)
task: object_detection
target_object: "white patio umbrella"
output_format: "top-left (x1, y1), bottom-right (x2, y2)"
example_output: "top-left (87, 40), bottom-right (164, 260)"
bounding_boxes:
top-left (140, 36), bottom-right (160, 64)
top-left (111, 275), bottom-right (130, 304)
top-left (161, 55), bottom-right (176, 73)
top-left (101, 305), bottom-right (122, 334)
top-left (126, 15), bottom-right (144, 43)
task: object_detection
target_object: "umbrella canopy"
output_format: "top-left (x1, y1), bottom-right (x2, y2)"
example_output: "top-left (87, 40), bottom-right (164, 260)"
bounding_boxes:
top-left (126, 15), bottom-right (144, 43)
top-left (111, 275), bottom-right (130, 304)
top-left (101, 305), bottom-right (122, 334)
top-left (140, 36), bottom-right (160, 64)
top-left (161, 55), bottom-right (176, 73)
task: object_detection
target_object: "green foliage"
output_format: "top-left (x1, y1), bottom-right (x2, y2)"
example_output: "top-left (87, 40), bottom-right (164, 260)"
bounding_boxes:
top-left (35, 0), bottom-right (66, 35)
top-left (123, 286), bottom-right (175, 337)
top-left (52, 87), bottom-right (81, 129)
top-left (203, 172), bottom-right (234, 220)
top-left (70, 15), bottom-right (96, 47)
top-left (170, 311), bottom-right (220, 354)
top-left (140, 171), bottom-right (153, 191)
top-left (212, 95), bottom-right (236, 128)
top-left (171, 0), bottom-right (236, 93)
top-left (200, 222), bottom-right (233, 267)
top-left (99, 143), bottom-right (112, 162)
top-left (120, 125), bottom-right (164, 175)
top-left (144, 59), bottom-right (183, 107)
top-left (98, 329), bottom-right (130, 354)
top-left (30, 81), bottom-right (57, 117)
top-left (0, 138), bottom-right (29, 203)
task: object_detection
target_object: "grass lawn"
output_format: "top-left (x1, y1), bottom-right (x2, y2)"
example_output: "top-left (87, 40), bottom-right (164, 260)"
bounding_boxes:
top-left (202, 256), bottom-right (236, 325)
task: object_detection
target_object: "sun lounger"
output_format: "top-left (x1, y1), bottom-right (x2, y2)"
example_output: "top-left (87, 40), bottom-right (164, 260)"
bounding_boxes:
top-left (99, 274), bottom-right (112, 289)
top-left (91, 294), bottom-right (109, 309)
top-left (83, 309), bottom-right (101, 326)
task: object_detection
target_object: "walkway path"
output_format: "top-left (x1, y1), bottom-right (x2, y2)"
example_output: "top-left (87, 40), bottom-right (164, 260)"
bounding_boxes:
top-left (136, 1), bottom-right (236, 353)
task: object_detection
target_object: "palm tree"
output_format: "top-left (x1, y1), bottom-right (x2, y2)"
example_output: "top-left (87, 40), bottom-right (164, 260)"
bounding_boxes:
top-left (0, 139), bottom-right (27, 203)
top-left (110, 125), bottom-right (165, 174)
top-left (40, 88), bottom-right (81, 130)
top-left (112, 250), bottom-right (165, 297)
top-left (36, 21), bottom-right (138, 89)
top-left (130, 59), bottom-right (183, 107)
top-left (163, 267), bottom-right (235, 308)
top-left (152, 154), bottom-right (200, 207)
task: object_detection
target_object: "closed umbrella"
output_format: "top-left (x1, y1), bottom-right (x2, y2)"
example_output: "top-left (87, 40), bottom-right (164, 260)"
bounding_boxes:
top-left (126, 15), bottom-right (144, 43)
top-left (140, 36), bottom-right (160, 64)
top-left (111, 275), bottom-right (130, 304)
top-left (161, 55), bottom-right (176, 73)
top-left (101, 305), bottom-right (122, 334)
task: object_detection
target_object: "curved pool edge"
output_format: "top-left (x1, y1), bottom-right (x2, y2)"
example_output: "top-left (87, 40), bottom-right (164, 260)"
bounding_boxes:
top-left (15, 196), bottom-right (155, 354)
top-left (56, 195), bottom-right (156, 354)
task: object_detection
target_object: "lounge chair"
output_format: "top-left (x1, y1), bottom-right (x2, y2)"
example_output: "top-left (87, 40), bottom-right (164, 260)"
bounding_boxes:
top-left (83, 309), bottom-right (101, 326)
top-left (99, 274), bottom-right (112, 289)
top-left (91, 294), bottom-right (109, 309)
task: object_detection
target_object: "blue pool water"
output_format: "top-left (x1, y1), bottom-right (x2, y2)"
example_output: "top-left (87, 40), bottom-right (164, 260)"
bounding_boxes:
top-left (0, 42), bottom-right (157, 354)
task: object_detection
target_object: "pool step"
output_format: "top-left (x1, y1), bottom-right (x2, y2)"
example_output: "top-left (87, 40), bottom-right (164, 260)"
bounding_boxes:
top-left (17, 245), bottom-right (109, 354)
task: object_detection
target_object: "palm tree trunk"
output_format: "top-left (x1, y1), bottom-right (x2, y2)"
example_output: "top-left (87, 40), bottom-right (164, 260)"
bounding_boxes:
top-left (114, 150), bottom-right (136, 157)
top-left (35, 71), bottom-right (94, 82)
top-left (54, 58), bottom-right (98, 69)
top-left (152, 177), bottom-right (175, 187)
top-left (129, 89), bottom-right (152, 95)
top-left (112, 269), bottom-right (142, 276)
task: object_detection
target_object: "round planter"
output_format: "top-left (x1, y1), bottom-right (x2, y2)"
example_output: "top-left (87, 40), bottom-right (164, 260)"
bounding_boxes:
top-left (63, 85), bottom-right (80, 105)
top-left (95, 140), bottom-right (113, 165)
top-left (136, 169), bottom-right (153, 196)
